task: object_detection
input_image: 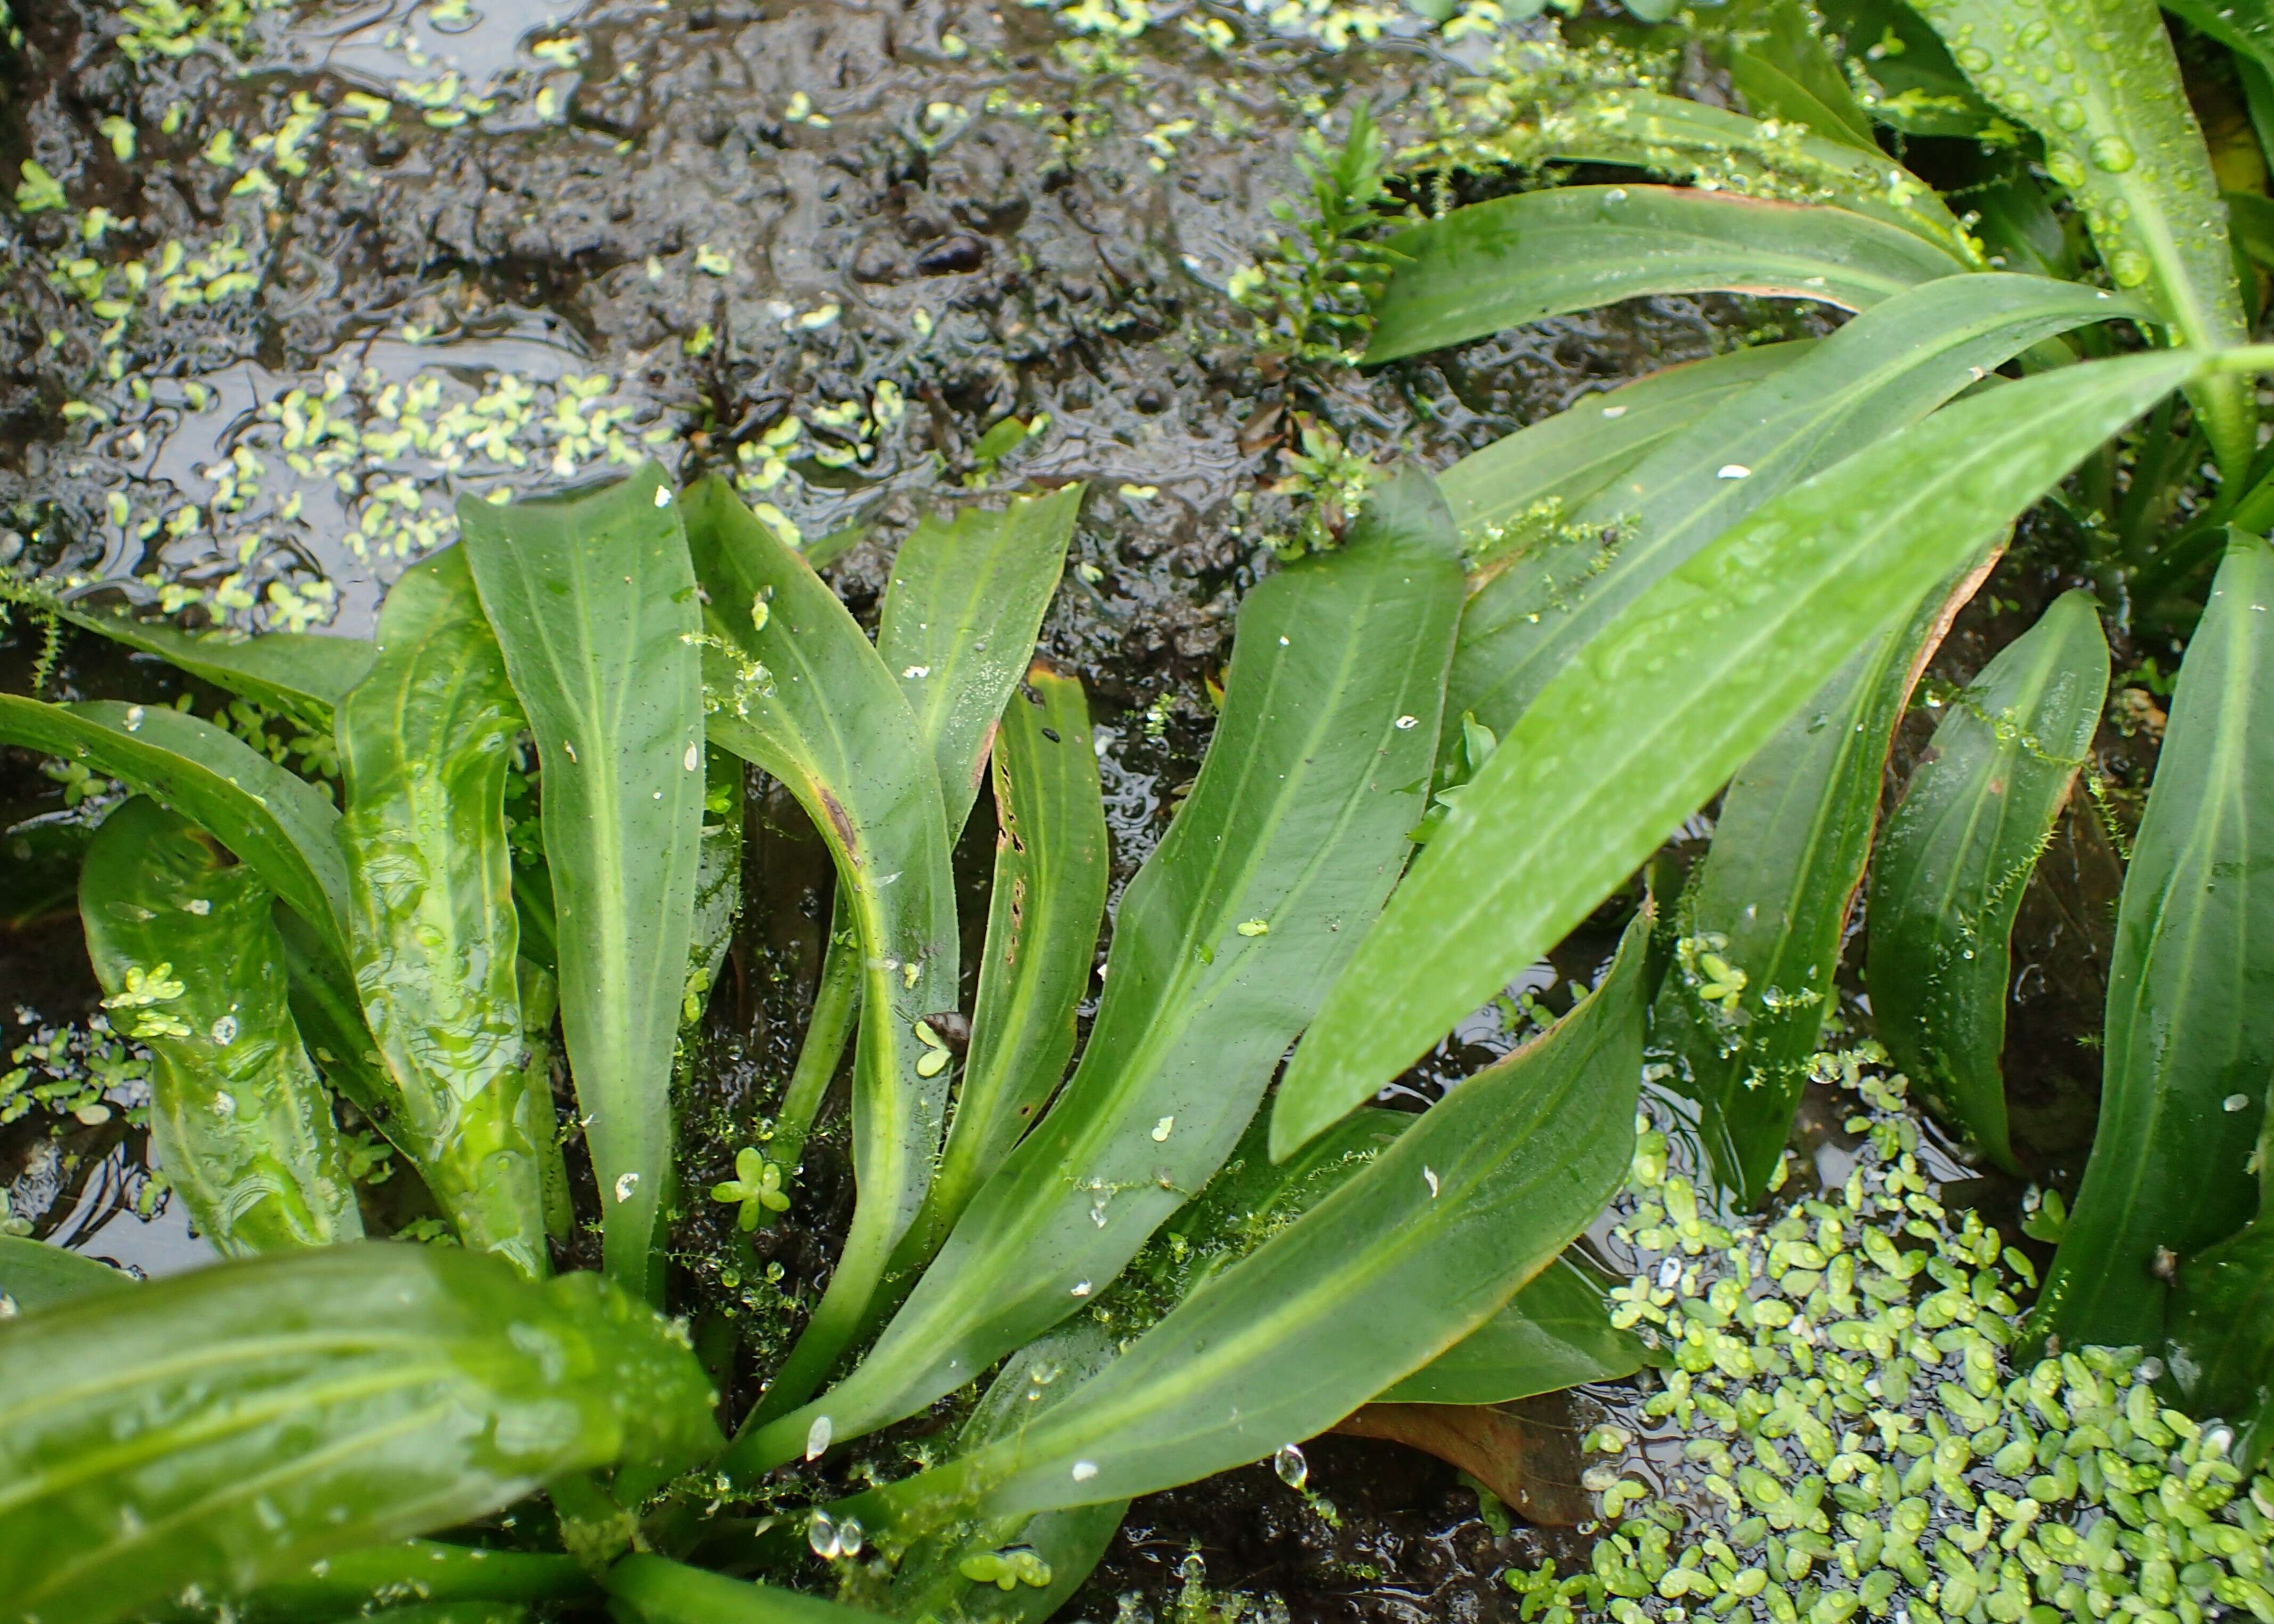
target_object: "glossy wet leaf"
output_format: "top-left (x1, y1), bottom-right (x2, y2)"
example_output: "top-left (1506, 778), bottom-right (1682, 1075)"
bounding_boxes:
top-left (457, 462), bottom-right (705, 1300)
top-left (0, 1244), bottom-right (718, 1624)
top-left (684, 749), bottom-right (744, 1029)
top-left (2171, 1218), bottom-right (2274, 1464)
top-left (877, 485), bottom-right (1083, 825)
top-left (275, 904), bottom-right (405, 1133)
top-left (683, 475), bottom-right (959, 1411)
top-left (1377, 1256), bottom-right (1642, 1405)
top-left (726, 468), bottom-right (1464, 1477)
top-left (140, 1541), bottom-right (590, 1624)
top-left (1451, 273), bottom-right (2141, 738)
top-left (1866, 589), bottom-right (2109, 1174)
top-left (2163, 0), bottom-right (2274, 80)
top-left (79, 797), bottom-right (362, 1253)
top-left (907, 660), bottom-right (1108, 1268)
top-left (1275, 350), bottom-right (2196, 1131)
top-left (607, 1557), bottom-right (896, 1623)
top-left (0, 694), bottom-right (352, 968)
top-left (1914, 0), bottom-right (2256, 475)
top-left (1437, 342), bottom-right (1811, 553)
top-left (1365, 185), bottom-right (1965, 364)
top-left (858, 1321), bottom-right (1128, 1624)
top-left (337, 547), bottom-right (548, 1276)
top-left (1721, 0), bottom-right (1880, 148)
top-left (0, 1236), bottom-right (131, 1316)
top-left (43, 600), bottom-right (372, 728)
top-left (1816, 0), bottom-right (2009, 137)
top-left (1654, 563), bottom-right (1989, 1201)
top-left (2035, 534), bottom-right (2274, 1353)
top-left (862, 925), bottom-right (1644, 1523)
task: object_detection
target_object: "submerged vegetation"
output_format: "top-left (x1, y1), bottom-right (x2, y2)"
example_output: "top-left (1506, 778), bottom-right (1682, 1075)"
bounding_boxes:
top-left (7, 0), bottom-right (2274, 1618)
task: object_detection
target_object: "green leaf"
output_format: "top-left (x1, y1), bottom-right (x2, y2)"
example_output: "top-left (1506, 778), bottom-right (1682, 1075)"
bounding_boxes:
top-left (1437, 342), bottom-right (1813, 551)
top-left (877, 486), bottom-right (1084, 824)
top-left (2172, 1219), bottom-right (2274, 1464)
top-left (1451, 273), bottom-right (2143, 738)
top-left (275, 904), bottom-right (406, 1133)
top-left (79, 797), bottom-right (363, 1253)
top-left (0, 1245), bottom-right (718, 1624)
top-left (1816, 0), bottom-right (2011, 137)
top-left (456, 463), bottom-right (706, 1300)
top-left (1273, 349), bottom-right (2198, 1133)
top-left (46, 603), bottom-right (371, 728)
top-left (1721, 0), bottom-right (1882, 149)
top-left (606, 1556), bottom-right (896, 1623)
top-left (0, 694), bottom-right (352, 967)
top-left (685, 748), bottom-right (745, 1025)
top-left (904, 660), bottom-right (1109, 1269)
top-left (1366, 185), bottom-right (1967, 365)
top-left (140, 1541), bottom-right (590, 1624)
top-left (1654, 562), bottom-right (1990, 1201)
top-left (2158, 0), bottom-right (2274, 91)
top-left (683, 475), bottom-right (960, 1412)
top-left (1865, 589), bottom-right (2110, 1174)
top-left (1914, 0), bottom-right (2257, 475)
top-left (864, 925), bottom-right (1645, 1523)
top-left (2034, 534), bottom-right (2274, 1352)
top-left (856, 1321), bottom-right (1128, 1624)
top-left (337, 547), bottom-right (549, 1277)
top-left (725, 467), bottom-right (1467, 1479)
top-left (0, 1237), bottom-right (131, 1316)
top-left (1377, 1255), bottom-right (1643, 1405)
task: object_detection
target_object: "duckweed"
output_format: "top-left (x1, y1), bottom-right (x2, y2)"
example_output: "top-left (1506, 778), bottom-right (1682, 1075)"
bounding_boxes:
top-left (1510, 1054), bottom-right (2274, 1624)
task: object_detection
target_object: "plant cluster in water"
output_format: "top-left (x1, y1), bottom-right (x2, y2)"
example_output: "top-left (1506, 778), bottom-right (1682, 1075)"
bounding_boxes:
top-left (10, 0), bottom-right (2274, 1615)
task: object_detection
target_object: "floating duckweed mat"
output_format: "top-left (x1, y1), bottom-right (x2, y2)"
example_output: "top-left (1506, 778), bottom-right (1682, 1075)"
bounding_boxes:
top-left (1524, 1056), bottom-right (2274, 1624)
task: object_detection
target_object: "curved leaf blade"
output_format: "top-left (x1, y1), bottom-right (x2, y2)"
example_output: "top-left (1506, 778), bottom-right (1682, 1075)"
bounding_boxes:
top-left (683, 476), bottom-right (960, 1411)
top-left (1365, 186), bottom-right (1965, 365)
top-left (338, 547), bottom-right (548, 1276)
top-left (1377, 1256), bottom-right (1643, 1406)
top-left (726, 468), bottom-right (1466, 1477)
top-left (607, 1556), bottom-right (895, 1623)
top-left (1452, 274), bottom-right (2142, 737)
top-left (908, 660), bottom-right (1109, 1266)
top-left (0, 694), bottom-right (351, 965)
top-left (2035, 535), bottom-right (2274, 1352)
top-left (456, 463), bottom-right (705, 1300)
top-left (1654, 557), bottom-right (1993, 1200)
top-left (0, 1245), bottom-right (720, 1624)
top-left (1439, 342), bottom-right (1813, 551)
top-left (1274, 350), bottom-right (2197, 1131)
top-left (1915, 0), bottom-right (2256, 474)
top-left (141, 1541), bottom-right (590, 1624)
top-left (1866, 589), bottom-right (2109, 1173)
top-left (868, 927), bottom-right (1645, 1523)
top-left (2172, 1219), bottom-right (2274, 1464)
top-left (0, 1237), bottom-right (132, 1316)
top-left (50, 605), bottom-right (372, 727)
top-left (79, 797), bottom-right (363, 1253)
top-left (877, 485), bottom-right (1083, 825)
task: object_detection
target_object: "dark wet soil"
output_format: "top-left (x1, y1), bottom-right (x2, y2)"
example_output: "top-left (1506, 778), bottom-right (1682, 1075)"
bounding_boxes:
top-left (0, 3), bottom-right (2137, 1620)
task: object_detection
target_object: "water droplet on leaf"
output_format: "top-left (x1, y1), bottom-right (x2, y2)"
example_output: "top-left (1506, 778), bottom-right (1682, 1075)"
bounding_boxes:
top-left (1274, 1443), bottom-right (1309, 1488)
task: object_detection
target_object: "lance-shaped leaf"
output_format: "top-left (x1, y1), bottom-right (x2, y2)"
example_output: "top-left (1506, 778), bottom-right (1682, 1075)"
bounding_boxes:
top-left (2034, 535), bottom-right (2274, 1353)
top-left (1720, 0), bottom-right (1879, 149)
top-left (901, 661), bottom-right (1108, 1270)
top-left (1654, 558), bottom-right (1991, 1201)
top-left (859, 926), bottom-right (1644, 1525)
top-left (50, 605), bottom-right (370, 728)
top-left (0, 694), bottom-right (351, 967)
top-left (1439, 342), bottom-right (1812, 553)
top-left (141, 1541), bottom-right (592, 1624)
top-left (1816, 0), bottom-right (2008, 137)
top-left (854, 1321), bottom-right (1128, 1624)
top-left (1377, 1256), bottom-right (1642, 1405)
top-left (1364, 186), bottom-right (1965, 365)
top-left (0, 1244), bottom-right (720, 1624)
top-left (1866, 589), bottom-right (2110, 1174)
top-left (1451, 274), bottom-right (2142, 738)
top-left (608, 1557), bottom-right (896, 1623)
top-left (683, 476), bottom-right (960, 1413)
top-left (1270, 350), bottom-right (2197, 1142)
top-left (337, 547), bottom-right (548, 1277)
top-left (877, 485), bottom-right (1083, 825)
top-left (79, 797), bottom-right (362, 1254)
top-left (1913, 0), bottom-right (2256, 476)
top-left (0, 1237), bottom-right (131, 1316)
top-left (2172, 1219), bottom-right (2274, 1465)
top-left (456, 462), bottom-right (705, 1301)
top-left (725, 468), bottom-right (1466, 1478)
